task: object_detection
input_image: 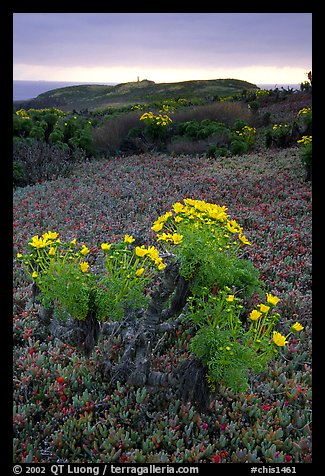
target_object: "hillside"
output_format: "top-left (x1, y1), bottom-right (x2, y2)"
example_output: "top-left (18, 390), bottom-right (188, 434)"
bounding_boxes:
top-left (13, 78), bottom-right (259, 112)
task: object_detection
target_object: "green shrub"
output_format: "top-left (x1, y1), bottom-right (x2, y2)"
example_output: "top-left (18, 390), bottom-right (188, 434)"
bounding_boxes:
top-left (29, 125), bottom-right (46, 140)
top-left (266, 123), bottom-right (293, 148)
top-left (13, 161), bottom-right (25, 187)
top-left (17, 198), bottom-right (304, 395)
top-left (248, 100), bottom-right (260, 111)
top-left (206, 144), bottom-right (228, 158)
top-left (230, 139), bottom-right (249, 155)
top-left (297, 107), bottom-right (312, 135)
top-left (13, 108), bottom-right (94, 155)
top-left (297, 135), bottom-right (312, 170)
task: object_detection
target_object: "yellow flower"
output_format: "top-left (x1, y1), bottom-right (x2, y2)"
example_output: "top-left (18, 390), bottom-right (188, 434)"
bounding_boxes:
top-left (29, 235), bottom-right (43, 249)
top-left (250, 309), bottom-right (262, 321)
top-left (151, 222), bottom-right (164, 232)
top-left (80, 245), bottom-right (90, 256)
top-left (48, 247), bottom-right (56, 256)
top-left (291, 322), bottom-right (304, 332)
top-left (80, 261), bottom-right (89, 273)
top-left (135, 267), bottom-right (145, 277)
top-left (298, 107), bottom-right (311, 117)
top-left (70, 238), bottom-right (77, 246)
top-left (172, 202), bottom-right (186, 214)
top-left (124, 234), bottom-right (135, 244)
top-left (174, 215), bottom-right (183, 223)
top-left (147, 246), bottom-right (159, 261)
top-left (226, 295), bottom-right (235, 302)
top-left (156, 233), bottom-right (170, 242)
top-left (101, 243), bottom-right (112, 251)
top-left (258, 304), bottom-right (270, 314)
top-left (32, 271), bottom-right (38, 279)
top-left (152, 212), bottom-right (173, 229)
top-left (273, 331), bottom-right (288, 347)
top-left (17, 253), bottom-right (23, 259)
top-left (226, 220), bottom-right (242, 234)
top-left (238, 234), bottom-right (251, 245)
top-left (135, 246), bottom-right (148, 257)
top-left (171, 233), bottom-right (183, 245)
top-left (266, 293), bottom-right (280, 306)
top-left (42, 231), bottom-right (58, 241)
top-left (157, 262), bottom-right (166, 271)
top-left (297, 135), bottom-right (312, 145)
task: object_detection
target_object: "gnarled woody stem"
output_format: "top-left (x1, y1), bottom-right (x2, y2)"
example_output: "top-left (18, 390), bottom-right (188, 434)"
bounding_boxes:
top-left (38, 258), bottom-right (214, 409)
top-left (107, 261), bottom-right (187, 385)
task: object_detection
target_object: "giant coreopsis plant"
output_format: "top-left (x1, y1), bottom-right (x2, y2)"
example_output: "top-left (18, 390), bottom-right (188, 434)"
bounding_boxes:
top-left (17, 198), bottom-right (304, 409)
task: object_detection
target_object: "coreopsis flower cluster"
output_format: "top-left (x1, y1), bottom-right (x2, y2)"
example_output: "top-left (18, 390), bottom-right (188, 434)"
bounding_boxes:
top-left (140, 111), bottom-right (172, 127)
top-left (17, 231), bottom-right (90, 280)
top-left (17, 230), bottom-right (167, 322)
top-left (151, 198), bottom-right (252, 253)
top-left (248, 292), bottom-right (304, 351)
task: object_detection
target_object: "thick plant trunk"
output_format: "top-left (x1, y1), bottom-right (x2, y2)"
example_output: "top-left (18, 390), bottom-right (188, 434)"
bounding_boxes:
top-left (36, 259), bottom-right (214, 409)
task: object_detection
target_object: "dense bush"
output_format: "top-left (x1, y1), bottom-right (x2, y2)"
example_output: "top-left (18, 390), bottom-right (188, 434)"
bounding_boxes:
top-left (13, 108), bottom-right (95, 155)
top-left (169, 120), bottom-right (256, 158)
top-left (13, 138), bottom-right (86, 187)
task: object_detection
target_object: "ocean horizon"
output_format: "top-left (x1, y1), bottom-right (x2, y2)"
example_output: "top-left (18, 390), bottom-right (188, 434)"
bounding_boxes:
top-left (13, 80), bottom-right (117, 101)
top-left (13, 80), bottom-right (301, 102)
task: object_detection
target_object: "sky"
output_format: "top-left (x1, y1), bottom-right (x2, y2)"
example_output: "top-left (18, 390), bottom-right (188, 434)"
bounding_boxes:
top-left (13, 13), bottom-right (312, 85)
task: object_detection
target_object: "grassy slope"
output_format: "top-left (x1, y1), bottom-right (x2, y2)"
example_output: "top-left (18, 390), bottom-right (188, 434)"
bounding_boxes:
top-left (13, 78), bottom-right (258, 112)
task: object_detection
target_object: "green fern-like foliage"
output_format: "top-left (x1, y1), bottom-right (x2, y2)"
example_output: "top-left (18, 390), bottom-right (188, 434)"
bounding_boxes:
top-left (190, 326), bottom-right (264, 393)
top-left (176, 219), bottom-right (262, 299)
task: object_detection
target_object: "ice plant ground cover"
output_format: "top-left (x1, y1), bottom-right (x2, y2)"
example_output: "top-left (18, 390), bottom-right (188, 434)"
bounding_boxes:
top-left (13, 146), bottom-right (312, 463)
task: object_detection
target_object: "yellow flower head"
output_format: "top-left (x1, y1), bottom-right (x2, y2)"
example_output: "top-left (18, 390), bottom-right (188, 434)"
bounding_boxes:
top-left (29, 235), bottom-right (47, 249)
top-left (101, 243), bottom-right (112, 251)
top-left (226, 220), bottom-right (242, 234)
top-left (266, 293), bottom-right (280, 306)
top-left (226, 295), bottom-right (235, 302)
top-left (171, 233), bottom-right (183, 245)
top-left (156, 233), bottom-right (170, 242)
top-left (151, 222), bottom-right (164, 232)
top-left (258, 304), bottom-right (270, 314)
top-left (135, 246), bottom-right (148, 257)
top-left (297, 135), bottom-right (312, 145)
top-left (291, 322), bottom-right (304, 332)
top-left (147, 246), bottom-right (159, 261)
top-left (157, 262), bottom-right (166, 271)
top-left (238, 234), bottom-right (251, 246)
top-left (17, 253), bottom-right (23, 259)
top-left (42, 231), bottom-right (58, 241)
top-left (32, 271), bottom-right (38, 279)
top-left (70, 238), bottom-right (77, 246)
top-left (250, 309), bottom-right (262, 321)
top-left (273, 331), bottom-right (288, 347)
top-left (80, 245), bottom-right (90, 256)
top-left (173, 202), bottom-right (186, 214)
top-left (124, 234), bottom-right (135, 244)
top-left (80, 261), bottom-right (89, 273)
top-left (135, 267), bottom-right (145, 277)
top-left (48, 247), bottom-right (56, 256)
